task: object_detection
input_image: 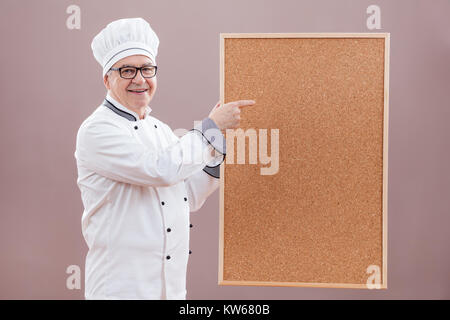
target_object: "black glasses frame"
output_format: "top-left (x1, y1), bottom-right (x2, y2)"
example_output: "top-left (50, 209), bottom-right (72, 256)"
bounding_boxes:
top-left (109, 65), bottom-right (158, 79)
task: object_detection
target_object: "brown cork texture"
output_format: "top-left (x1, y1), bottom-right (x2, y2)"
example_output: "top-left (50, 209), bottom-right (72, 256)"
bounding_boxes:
top-left (221, 35), bottom-right (387, 287)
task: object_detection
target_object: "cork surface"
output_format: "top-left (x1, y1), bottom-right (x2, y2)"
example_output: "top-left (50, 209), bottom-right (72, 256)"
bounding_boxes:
top-left (221, 36), bottom-right (387, 286)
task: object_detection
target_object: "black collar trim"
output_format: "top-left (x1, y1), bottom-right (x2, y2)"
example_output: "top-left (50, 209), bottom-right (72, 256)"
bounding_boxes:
top-left (103, 99), bottom-right (137, 122)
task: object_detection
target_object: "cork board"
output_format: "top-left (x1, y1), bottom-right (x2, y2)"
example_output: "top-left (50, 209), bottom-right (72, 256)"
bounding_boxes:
top-left (219, 33), bottom-right (389, 289)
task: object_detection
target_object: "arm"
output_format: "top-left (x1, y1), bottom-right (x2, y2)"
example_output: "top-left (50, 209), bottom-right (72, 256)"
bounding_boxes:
top-left (75, 117), bottom-right (223, 187)
top-left (184, 117), bottom-right (225, 211)
top-left (184, 169), bottom-right (220, 212)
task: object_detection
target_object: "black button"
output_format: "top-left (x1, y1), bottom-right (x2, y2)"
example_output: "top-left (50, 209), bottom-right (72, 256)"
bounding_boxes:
top-left (189, 250), bottom-right (192, 254)
top-left (184, 197), bottom-right (187, 201)
top-left (190, 224), bottom-right (193, 228)
top-left (134, 126), bottom-right (138, 130)
top-left (154, 124), bottom-right (158, 128)
top-left (167, 228), bottom-right (171, 232)
top-left (166, 255), bottom-right (171, 260)
top-left (161, 201), bottom-right (165, 206)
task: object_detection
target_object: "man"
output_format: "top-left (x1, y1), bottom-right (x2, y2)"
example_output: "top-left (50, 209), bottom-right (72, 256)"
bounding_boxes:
top-left (74, 17), bottom-right (255, 299)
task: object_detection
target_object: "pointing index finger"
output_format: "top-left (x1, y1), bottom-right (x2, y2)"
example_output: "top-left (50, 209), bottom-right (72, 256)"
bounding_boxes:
top-left (234, 100), bottom-right (256, 108)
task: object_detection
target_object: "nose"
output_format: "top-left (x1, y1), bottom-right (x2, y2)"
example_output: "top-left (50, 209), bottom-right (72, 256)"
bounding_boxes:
top-left (132, 70), bottom-right (145, 84)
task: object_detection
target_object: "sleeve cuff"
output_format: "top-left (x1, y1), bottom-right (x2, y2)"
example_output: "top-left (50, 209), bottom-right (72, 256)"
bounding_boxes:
top-left (190, 117), bottom-right (226, 179)
top-left (203, 163), bottom-right (221, 179)
top-left (190, 117), bottom-right (226, 155)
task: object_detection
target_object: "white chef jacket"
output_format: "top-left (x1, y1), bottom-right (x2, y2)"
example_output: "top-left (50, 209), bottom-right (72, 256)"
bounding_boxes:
top-left (74, 94), bottom-right (224, 300)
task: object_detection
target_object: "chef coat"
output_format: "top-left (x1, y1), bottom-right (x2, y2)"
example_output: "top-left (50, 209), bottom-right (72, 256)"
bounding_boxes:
top-left (74, 94), bottom-right (225, 300)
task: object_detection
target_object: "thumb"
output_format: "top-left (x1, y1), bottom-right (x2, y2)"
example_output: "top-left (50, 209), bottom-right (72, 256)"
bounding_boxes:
top-left (209, 101), bottom-right (221, 117)
top-left (210, 101), bottom-right (220, 112)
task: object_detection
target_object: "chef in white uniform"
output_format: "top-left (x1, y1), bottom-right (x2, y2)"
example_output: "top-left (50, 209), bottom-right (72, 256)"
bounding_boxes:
top-left (74, 17), bottom-right (255, 299)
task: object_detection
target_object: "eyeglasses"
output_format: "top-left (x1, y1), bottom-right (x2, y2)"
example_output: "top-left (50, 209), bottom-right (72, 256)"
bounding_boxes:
top-left (109, 65), bottom-right (158, 79)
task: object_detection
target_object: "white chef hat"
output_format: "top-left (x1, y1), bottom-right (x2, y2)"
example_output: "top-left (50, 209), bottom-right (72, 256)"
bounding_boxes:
top-left (91, 17), bottom-right (159, 77)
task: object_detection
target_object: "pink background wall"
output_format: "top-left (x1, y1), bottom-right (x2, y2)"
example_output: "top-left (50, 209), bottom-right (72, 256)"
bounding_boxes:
top-left (0, 0), bottom-right (449, 299)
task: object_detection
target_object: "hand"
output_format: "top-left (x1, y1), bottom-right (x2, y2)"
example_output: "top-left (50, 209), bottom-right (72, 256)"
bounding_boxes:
top-left (208, 100), bottom-right (256, 130)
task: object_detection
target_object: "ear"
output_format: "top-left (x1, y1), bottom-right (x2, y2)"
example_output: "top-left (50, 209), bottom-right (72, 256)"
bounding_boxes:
top-left (103, 74), bottom-right (110, 90)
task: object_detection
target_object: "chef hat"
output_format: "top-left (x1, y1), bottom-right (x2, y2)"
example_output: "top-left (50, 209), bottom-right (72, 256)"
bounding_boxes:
top-left (91, 17), bottom-right (159, 77)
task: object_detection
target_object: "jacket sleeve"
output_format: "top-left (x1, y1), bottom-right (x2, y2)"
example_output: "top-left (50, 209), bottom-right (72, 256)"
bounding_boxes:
top-left (184, 169), bottom-right (220, 212)
top-left (75, 117), bottom-right (223, 187)
top-left (183, 117), bottom-right (225, 212)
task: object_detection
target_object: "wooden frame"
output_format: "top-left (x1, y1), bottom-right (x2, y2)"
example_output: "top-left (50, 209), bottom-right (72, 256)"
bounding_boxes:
top-left (218, 33), bottom-right (389, 289)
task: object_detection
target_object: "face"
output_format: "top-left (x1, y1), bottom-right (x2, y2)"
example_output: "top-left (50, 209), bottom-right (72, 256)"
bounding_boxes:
top-left (104, 55), bottom-right (157, 110)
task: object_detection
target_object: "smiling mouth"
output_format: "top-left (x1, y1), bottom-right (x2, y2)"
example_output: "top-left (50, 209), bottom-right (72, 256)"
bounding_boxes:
top-left (128, 89), bottom-right (149, 94)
